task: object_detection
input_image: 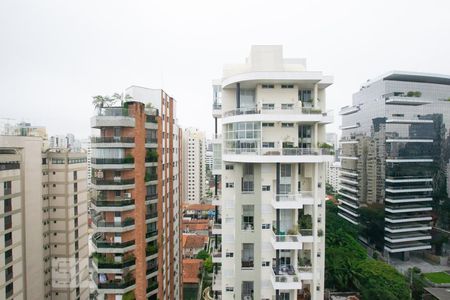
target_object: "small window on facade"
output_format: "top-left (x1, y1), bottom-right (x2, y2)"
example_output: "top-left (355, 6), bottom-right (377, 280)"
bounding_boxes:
top-left (281, 123), bottom-right (294, 128)
top-left (281, 84), bottom-right (294, 88)
top-left (261, 84), bottom-right (274, 89)
top-left (225, 164), bottom-right (234, 170)
top-left (262, 223), bottom-right (270, 229)
top-left (262, 122), bottom-right (274, 127)
top-left (262, 185), bottom-right (270, 191)
top-left (226, 183), bottom-right (234, 188)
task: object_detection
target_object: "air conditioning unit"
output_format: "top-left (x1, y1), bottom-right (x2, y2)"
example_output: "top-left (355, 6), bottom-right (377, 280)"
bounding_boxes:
top-left (124, 193), bottom-right (131, 199)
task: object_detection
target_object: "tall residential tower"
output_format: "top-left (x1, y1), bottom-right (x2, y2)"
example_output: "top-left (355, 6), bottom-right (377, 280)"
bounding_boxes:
top-left (182, 127), bottom-right (207, 204)
top-left (90, 86), bottom-right (182, 300)
top-left (211, 46), bottom-right (334, 300)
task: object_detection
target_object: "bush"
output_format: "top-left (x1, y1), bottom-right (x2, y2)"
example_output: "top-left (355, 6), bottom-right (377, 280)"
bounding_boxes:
top-left (196, 250), bottom-right (209, 260)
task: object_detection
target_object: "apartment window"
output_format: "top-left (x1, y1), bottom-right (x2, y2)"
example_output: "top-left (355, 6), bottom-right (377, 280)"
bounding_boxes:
top-left (262, 103), bottom-right (275, 110)
top-left (4, 198), bottom-right (11, 213)
top-left (225, 287), bottom-right (234, 292)
top-left (280, 164), bottom-right (292, 177)
top-left (225, 164), bottom-right (234, 170)
top-left (242, 164), bottom-right (254, 192)
top-left (5, 249), bottom-right (12, 265)
top-left (262, 122), bottom-right (274, 127)
top-left (262, 261), bottom-right (270, 267)
top-left (5, 232), bottom-right (12, 247)
top-left (5, 282), bottom-right (13, 298)
top-left (4, 181), bottom-right (12, 195)
top-left (74, 182), bottom-right (78, 193)
top-left (242, 205), bottom-right (254, 230)
top-left (262, 142), bottom-right (274, 148)
top-left (4, 215), bottom-right (12, 230)
top-left (113, 127), bottom-right (121, 137)
top-left (225, 252), bottom-right (234, 258)
top-left (262, 223), bottom-right (270, 229)
top-left (281, 103), bottom-right (294, 109)
top-left (299, 89), bottom-right (312, 101)
top-left (225, 182), bottom-right (234, 188)
top-left (73, 171), bottom-right (77, 180)
top-left (241, 243), bottom-right (254, 268)
top-left (281, 123), bottom-right (294, 128)
top-left (262, 185), bottom-right (270, 191)
top-left (281, 84), bottom-right (294, 88)
top-left (261, 84), bottom-right (274, 89)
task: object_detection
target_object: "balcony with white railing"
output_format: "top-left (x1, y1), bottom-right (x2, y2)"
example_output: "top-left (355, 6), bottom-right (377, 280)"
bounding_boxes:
top-left (212, 248), bottom-right (222, 264)
top-left (271, 192), bottom-right (314, 209)
top-left (212, 223), bottom-right (222, 235)
top-left (212, 103), bottom-right (222, 118)
top-left (223, 147), bottom-right (334, 163)
top-left (221, 105), bottom-right (333, 124)
top-left (212, 272), bottom-right (222, 291)
top-left (211, 195), bottom-right (221, 206)
top-left (271, 265), bottom-right (302, 290)
top-left (271, 232), bottom-right (302, 250)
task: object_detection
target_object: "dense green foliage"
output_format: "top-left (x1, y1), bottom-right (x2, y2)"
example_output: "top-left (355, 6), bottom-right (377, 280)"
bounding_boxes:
top-left (196, 250), bottom-right (209, 260)
top-left (325, 202), bottom-right (410, 300)
top-left (358, 206), bottom-right (385, 251)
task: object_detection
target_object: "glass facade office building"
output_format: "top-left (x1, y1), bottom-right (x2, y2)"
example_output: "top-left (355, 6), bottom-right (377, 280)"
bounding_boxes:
top-left (338, 72), bottom-right (450, 260)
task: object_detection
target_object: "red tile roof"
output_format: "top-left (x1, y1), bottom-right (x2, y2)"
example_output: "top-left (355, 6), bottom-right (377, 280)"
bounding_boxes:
top-left (182, 259), bottom-right (203, 284)
top-left (182, 234), bottom-right (208, 250)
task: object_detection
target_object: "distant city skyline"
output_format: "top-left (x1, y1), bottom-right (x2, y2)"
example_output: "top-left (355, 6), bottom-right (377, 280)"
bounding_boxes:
top-left (1, 0), bottom-right (450, 138)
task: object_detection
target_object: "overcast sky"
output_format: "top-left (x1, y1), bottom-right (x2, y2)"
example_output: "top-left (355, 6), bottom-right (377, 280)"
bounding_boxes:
top-left (1, 0), bottom-right (449, 139)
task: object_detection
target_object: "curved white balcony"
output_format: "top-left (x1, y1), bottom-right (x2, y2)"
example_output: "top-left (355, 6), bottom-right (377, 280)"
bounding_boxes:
top-left (271, 192), bottom-right (314, 209)
top-left (223, 148), bottom-right (334, 163)
top-left (212, 103), bottom-right (222, 118)
top-left (221, 107), bottom-right (333, 124)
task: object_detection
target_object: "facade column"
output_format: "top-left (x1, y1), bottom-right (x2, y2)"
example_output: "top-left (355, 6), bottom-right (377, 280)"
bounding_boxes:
top-left (313, 83), bottom-right (318, 108)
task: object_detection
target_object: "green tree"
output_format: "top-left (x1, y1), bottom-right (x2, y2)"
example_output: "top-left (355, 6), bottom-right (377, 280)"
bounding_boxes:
top-left (196, 250), bottom-right (209, 260)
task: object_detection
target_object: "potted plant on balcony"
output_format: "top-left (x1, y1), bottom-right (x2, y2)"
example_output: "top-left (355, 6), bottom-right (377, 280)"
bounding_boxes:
top-left (287, 227), bottom-right (298, 235)
top-left (124, 153), bottom-right (134, 164)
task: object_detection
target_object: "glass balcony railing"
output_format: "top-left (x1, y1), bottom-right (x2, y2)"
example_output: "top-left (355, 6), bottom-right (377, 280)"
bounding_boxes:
top-left (96, 107), bottom-right (130, 117)
top-left (91, 158), bottom-right (134, 165)
top-left (92, 178), bottom-right (135, 185)
top-left (91, 137), bottom-right (135, 143)
top-left (96, 278), bottom-right (135, 290)
top-left (93, 253), bottom-right (136, 269)
top-left (91, 198), bottom-right (135, 207)
top-left (92, 235), bottom-right (135, 249)
top-left (92, 218), bottom-right (135, 228)
top-left (224, 148), bottom-right (333, 156)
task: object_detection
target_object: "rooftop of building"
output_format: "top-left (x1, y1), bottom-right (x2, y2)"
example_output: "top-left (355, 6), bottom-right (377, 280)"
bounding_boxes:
top-left (362, 70), bottom-right (450, 89)
top-left (184, 204), bottom-right (215, 211)
top-left (182, 234), bottom-right (208, 250)
top-left (182, 223), bottom-right (209, 233)
top-left (218, 45), bottom-right (333, 89)
top-left (182, 259), bottom-right (203, 284)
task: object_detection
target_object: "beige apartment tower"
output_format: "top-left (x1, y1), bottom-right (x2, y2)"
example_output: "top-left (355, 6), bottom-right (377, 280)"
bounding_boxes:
top-left (183, 127), bottom-right (207, 204)
top-left (0, 134), bottom-right (89, 300)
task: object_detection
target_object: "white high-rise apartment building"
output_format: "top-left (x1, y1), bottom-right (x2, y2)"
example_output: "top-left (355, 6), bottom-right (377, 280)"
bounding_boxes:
top-left (183, 127), bottom-right (207, 204)
top-left (211, 46), bottom-right (334, 300)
